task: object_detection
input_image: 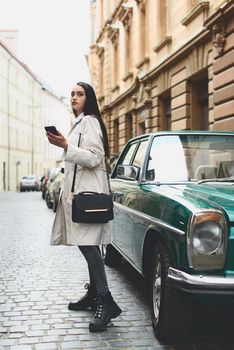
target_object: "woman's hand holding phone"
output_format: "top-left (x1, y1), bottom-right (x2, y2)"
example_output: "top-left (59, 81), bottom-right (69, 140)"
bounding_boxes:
top-left (44, 126), bottom-right (59, 135)
top-left (45, 126), bottom-right (68, 151)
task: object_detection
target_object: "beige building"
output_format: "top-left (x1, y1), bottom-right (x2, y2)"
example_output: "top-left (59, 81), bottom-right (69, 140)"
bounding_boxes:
top-left (0, 39), bottom-right (71, 191)
top-left (88, 0), bottom-right (234, 157)
top-left (42, 86), bottom-right (72, 172)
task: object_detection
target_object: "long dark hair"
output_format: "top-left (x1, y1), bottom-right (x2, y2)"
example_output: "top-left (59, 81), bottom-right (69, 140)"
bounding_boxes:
top-left (75, 82), bottom-right (110, 159)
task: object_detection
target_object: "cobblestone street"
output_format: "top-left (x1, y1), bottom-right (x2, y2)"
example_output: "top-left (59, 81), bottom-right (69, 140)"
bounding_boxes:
top-left (1, 192), bottom-right (234, 350)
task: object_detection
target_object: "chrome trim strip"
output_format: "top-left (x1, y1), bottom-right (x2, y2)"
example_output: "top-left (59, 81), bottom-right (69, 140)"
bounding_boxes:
top-left (114, 202), bottom-right (185, 236)
top-left (168, 267), bottom-right (234, 290)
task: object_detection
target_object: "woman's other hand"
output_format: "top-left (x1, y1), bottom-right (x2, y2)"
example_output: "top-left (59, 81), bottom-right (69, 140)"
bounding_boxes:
top-left (46, 131), bottom-right (68, 151)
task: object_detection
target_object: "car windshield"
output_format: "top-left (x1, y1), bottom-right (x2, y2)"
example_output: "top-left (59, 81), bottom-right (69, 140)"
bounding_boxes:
top-left (22, 176), bottom-right (36, 180)
top-left (146, 134), bottom-right (234, 182)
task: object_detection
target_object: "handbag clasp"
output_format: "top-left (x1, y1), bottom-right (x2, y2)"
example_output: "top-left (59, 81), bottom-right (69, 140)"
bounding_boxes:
top-left (85, 209), bottom-right (108, 212)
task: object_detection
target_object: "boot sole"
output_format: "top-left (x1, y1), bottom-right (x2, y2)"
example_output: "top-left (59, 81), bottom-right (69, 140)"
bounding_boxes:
top-left (89, 307), bottom-right (122, 332)
top-left (68, 303), bottom-right (95, 311)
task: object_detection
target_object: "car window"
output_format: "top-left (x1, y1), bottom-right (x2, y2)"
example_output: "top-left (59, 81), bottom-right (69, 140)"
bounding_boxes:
top-left (111, 141), bottom-right (142, 179)
top-left (145, 134), bottom-right (234, 182)
top-left (122, 142), bottom-right (138, 165)
top-left (132, 140), bottom-right (148, 168)
top-left (145, 136), bottom-right (189, 181)
top-left (22, 176), bottom-right (36, 180)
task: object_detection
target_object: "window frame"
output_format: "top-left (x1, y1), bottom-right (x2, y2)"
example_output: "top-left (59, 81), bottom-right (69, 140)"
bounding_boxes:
top-left (111, 135), bottom-right (150, 180)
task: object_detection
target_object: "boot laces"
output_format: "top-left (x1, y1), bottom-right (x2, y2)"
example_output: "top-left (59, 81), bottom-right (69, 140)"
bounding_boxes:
top-left (94, 297), bottom-right (103, 318)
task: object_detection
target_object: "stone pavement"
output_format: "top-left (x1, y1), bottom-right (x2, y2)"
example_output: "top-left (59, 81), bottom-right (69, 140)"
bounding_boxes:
top-left (0, 192), bottom-right (234, 350)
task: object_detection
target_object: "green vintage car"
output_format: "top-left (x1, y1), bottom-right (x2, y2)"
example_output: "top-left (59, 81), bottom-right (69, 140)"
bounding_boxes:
top-left (104, 131), bottom-right (234, 339)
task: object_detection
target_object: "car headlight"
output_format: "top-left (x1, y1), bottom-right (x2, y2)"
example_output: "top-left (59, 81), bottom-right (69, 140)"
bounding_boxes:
top-left (188, 211), bottom-right (227, 270)
top-left (193, 221), bottom-right (223, 254)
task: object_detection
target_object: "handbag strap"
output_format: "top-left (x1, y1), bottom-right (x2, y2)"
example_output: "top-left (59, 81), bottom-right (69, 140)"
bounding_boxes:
top-left (71, 133), bottom-right (81, 194)
top-left (70, 133), bottom-right (112, 195)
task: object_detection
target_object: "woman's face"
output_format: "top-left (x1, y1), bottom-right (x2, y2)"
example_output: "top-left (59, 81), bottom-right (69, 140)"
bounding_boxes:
top-left (70, 85), bottom-right (86, 116)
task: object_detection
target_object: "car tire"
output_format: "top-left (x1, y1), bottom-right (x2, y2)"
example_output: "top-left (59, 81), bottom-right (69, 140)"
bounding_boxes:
top-left (53, 198), bottom-right (58, 212)
top-left (45, 193), bottom-right (53, 209)
top-left (103, 244), bottom-right (122, 267)
top-left (151, 240), bottom-right (193, 340)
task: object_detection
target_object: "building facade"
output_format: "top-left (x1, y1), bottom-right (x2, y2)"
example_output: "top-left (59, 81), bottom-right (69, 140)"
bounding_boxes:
top-left (88, 0), bottom-right (234, 157)
top-left (42, 87), bottom-right (72, 173)
top-left (0, 40), bottom-right (71, 191)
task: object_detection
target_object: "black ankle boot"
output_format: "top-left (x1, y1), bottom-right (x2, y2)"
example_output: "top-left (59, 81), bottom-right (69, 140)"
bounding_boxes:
top-left (68, 283), bottom-right (97, 311)
top-left (89, 292), bottom-right (122, 332)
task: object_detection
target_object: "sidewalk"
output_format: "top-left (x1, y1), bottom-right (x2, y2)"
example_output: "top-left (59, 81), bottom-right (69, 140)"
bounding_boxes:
top-left (0, 192), bottom-right (158, 349)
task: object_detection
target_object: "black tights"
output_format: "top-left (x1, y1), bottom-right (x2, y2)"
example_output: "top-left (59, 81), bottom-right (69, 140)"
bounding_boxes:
top-left (78, 245), bottom-right (109, 296)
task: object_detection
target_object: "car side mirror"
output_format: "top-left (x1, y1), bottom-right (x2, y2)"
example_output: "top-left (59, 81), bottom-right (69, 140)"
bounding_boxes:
top-left (117, 165), bottom-right (140, 181)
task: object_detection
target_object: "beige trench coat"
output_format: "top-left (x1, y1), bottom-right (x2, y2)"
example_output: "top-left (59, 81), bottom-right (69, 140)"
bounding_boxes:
top-left (50, 113), bottom-right (112, 246)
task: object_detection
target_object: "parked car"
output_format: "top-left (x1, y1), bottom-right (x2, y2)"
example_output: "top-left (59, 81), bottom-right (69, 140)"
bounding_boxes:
top-left (19, 175), bottom-right (41, 192)
top-left (41, 174), bottom-right (49, 199)
top-left (41, 168), bottom-right (61, 200)
top-left (45, 168), bottom-right (64, 212)
top-left (104, 131), bottom-right (234, 339)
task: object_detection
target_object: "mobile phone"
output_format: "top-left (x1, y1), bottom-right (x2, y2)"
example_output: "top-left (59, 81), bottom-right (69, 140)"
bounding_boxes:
top-left (44, 126), bottom-right (59, 136)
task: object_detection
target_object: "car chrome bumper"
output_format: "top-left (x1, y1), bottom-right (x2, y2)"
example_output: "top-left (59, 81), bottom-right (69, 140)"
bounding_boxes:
top-left (168, 267), bottom-right (234, 294)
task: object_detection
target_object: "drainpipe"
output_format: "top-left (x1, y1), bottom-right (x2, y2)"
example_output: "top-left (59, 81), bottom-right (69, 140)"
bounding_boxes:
top-left (29, 102), bottom-right (41, 175)
top-left (30, 80), bottom-right (37, 175)
top-left (31, 104), bottom-right (34, 174)
top-left (7, 56), bottom-right (13, 191)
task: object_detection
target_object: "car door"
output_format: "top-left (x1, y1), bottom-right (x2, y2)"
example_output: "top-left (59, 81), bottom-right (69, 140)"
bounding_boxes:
top-left (111, 141), bottom-right (139, 260)
top-left (112, 137), bottom-right (149, 263)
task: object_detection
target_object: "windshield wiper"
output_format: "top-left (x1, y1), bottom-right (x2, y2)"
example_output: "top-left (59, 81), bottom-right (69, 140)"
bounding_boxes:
top-left (198, 176), bottom-right (234, 184)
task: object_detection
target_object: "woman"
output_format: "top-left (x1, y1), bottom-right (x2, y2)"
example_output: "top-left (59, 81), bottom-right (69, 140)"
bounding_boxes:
top-left (46, 82), bottom-right (122, 332)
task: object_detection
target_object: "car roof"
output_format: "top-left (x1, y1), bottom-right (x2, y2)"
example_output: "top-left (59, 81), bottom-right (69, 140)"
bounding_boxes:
top-left (22, 175), bottom-right (37, 177)
top-left (127, 130), bottom-right (234, 143)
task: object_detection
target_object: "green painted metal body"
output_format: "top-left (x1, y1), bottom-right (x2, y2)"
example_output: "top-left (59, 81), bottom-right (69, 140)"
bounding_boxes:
top-left (110, 131), bottom-right (234, 285)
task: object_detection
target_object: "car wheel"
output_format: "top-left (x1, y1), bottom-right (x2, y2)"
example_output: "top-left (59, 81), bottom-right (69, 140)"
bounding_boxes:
top-left (103, 244), bottom-right (122, 267)
top-left (151, 240), bottom-right (193, 340)
top-left (53, 198), bottom-right (58, 212)
top-left (45, 193), bottom-right (53, 209)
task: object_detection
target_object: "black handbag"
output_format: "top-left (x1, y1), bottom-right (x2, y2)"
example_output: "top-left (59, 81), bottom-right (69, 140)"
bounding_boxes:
top-left (72, 191), bottom-right (114, 223)
top-left (71, 133), bottom-right (114, 224)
